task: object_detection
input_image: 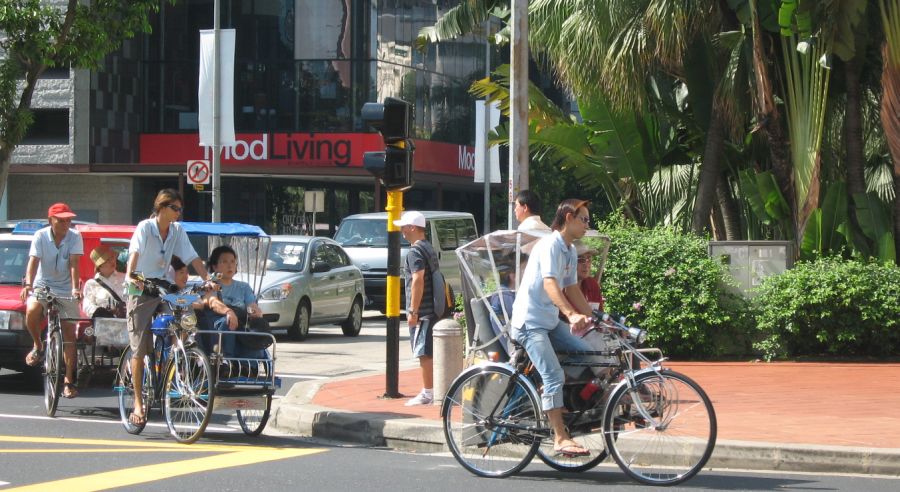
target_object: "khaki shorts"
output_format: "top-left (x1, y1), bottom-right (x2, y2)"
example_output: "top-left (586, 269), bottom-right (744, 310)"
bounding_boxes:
top-left (29, 296), bottom-right (82, 321)
top-left (127, 293), bottom-right (160, 358)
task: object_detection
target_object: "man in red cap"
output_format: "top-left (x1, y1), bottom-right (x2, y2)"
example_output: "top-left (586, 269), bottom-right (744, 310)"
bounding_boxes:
top-left (19, 203), bottom-right (84, 398)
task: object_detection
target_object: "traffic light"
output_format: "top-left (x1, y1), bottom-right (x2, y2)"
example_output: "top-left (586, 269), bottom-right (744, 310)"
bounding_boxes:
top-left (361, 97), bottom-right (414, 191)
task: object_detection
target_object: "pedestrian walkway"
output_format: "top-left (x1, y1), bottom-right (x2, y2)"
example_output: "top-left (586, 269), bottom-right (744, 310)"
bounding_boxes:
top-left (273, 361), bottom-right (900, 475)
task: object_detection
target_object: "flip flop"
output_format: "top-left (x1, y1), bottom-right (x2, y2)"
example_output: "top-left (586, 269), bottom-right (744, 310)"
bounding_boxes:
top-left (553, 442), bottom-right (590, 457)
top-left (62, 383), bottom-right (79, 399)
top-left (128, 411), bottom-right (147, 426)
top-left (25, 348), bottom-right (44, 367)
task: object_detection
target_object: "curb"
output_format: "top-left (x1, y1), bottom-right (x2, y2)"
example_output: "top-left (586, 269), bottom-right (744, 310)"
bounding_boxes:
top-left (270, 380), bottom-right (900, 476)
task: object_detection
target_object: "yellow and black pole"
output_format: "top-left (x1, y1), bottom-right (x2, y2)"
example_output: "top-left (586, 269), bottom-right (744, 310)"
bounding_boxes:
top-left (361, 97), bottom-right (414, 398)
top-left (384, 190), bottom-right (403, 397)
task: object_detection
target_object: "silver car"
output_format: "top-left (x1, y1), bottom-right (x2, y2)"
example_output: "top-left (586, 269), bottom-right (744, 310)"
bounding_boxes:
top-left (257, 236), bottom-right (365, 340)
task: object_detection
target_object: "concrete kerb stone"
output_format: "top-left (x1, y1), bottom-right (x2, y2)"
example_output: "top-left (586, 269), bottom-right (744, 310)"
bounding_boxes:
top-left (270, 380), bottom-right (900, 476)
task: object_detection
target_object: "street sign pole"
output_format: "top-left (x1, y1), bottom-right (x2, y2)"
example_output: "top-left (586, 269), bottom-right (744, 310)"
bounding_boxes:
top-left (384, 190), bottom-right (403, 398)
top-left (211, 0), bottom-right (222, 222)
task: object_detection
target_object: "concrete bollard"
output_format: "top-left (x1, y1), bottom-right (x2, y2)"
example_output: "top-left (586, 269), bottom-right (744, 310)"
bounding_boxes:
top-left (432, 318), bottom-right (464, 404)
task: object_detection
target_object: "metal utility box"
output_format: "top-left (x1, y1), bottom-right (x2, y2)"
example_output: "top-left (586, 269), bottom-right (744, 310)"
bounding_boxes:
top-left (708, 241), bottom-right (793, 296)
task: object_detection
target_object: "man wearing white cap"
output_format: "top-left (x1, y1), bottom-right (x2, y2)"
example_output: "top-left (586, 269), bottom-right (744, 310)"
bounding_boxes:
top-left (394, 210), bottom-right (439, 406)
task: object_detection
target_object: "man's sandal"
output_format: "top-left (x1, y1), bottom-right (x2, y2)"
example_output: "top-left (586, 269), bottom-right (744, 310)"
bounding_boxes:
top-left (553, 442), bottom-right (590, 457)
top-left (62, 383), bottom-right (79, 399)
top-left (128, 412), bottom-right (147, 426)
top-left (25, 348), bottom-right (44, 367)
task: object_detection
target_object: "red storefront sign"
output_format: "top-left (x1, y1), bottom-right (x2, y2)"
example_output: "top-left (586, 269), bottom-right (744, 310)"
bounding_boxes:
top-left (139, 133), bottom-right (476, 177)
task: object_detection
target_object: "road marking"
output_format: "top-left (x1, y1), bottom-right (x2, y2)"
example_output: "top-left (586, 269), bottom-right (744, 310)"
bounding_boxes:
top-left (276, 373), bottom-right (329, 380)
top-left (0, 413), bottom-right (238, 433)
top-left (0, 435), bottom-right (327, 491)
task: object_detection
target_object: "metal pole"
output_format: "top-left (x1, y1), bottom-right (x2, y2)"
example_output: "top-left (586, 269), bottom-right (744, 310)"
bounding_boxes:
top-left (508, 0), bottom-right (529, 229)
top-left (211, 0), bottom-right (222, 222)
top-left (482, 21), bottom-right (491, 235)
top-left (384, 189), bottom-right (403, 398)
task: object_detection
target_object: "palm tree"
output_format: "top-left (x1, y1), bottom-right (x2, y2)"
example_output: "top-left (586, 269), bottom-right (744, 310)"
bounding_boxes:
top-left (880, 0), bottom-right (900, 261)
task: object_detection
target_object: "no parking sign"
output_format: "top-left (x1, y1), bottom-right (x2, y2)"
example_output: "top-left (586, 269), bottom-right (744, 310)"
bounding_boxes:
top-left (186, 160), bottom-right (211, 186)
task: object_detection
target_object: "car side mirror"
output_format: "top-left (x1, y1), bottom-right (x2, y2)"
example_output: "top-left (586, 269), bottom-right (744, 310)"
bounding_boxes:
top-left (311, 261), bottom-right (331, 273)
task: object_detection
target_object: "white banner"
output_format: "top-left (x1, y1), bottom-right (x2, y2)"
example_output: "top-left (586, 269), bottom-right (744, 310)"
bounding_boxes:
top-left (198, 29), bottom-right (236, 146)
top-left (474, 100), bottom-right (501, 183)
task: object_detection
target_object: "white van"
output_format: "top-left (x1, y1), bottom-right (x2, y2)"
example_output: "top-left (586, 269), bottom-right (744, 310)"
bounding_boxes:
top-left (334, 211), bottom-right (478, 313)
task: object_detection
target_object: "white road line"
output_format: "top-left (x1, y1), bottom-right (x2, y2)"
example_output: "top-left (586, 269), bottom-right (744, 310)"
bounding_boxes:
top-left (0, 413), bottom-right (237, 433)
top-left (0, 481), bottom-right (9, 486)
top-left (276, 373), bottom-right (329, 380)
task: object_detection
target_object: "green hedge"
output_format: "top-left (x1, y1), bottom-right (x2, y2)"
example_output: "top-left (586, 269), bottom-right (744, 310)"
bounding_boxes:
top-left (751, 257), bottom-right (900, 360)
top-left (590, 221), bottom-right (750, 358)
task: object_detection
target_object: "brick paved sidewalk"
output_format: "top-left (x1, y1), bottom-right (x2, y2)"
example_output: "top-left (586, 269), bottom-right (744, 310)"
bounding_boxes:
top-left (312, 361), bottom-right (900, 449)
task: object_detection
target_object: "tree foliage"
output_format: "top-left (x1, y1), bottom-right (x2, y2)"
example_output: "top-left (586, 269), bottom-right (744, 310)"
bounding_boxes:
top-left (0, 0), bottom-right (168, 201)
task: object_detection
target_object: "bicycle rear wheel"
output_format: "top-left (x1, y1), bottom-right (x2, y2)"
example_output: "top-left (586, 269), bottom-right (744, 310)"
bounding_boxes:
top-left (603, 370), bottom-right (716, 485)
top-left (163, 346), bottom-right (213, 443)
top-left (43, 328), bottom-right (64, 417)
top-left (442, 366), bottom-right (542, 478)
top-left (115, 346), bottom-right (153, 435)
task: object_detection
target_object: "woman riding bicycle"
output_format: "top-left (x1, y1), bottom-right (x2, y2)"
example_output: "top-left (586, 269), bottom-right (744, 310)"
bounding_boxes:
top-left (509, 198), bottom-right (594, 457)
top-left (124, 189), bottom-right (213, 427)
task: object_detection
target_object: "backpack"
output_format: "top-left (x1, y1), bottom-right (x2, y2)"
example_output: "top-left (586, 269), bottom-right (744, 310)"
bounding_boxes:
top-left (412, 243), bottom-right (454, 319)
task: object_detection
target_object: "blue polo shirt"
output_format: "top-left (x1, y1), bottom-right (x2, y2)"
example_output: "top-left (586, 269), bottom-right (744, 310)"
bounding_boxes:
top-left (30, 226), bottom-right (84, 295)
top-left (218, 280), bottom-right (256, 309)
top-left (129, 219), bottom-right (199, 279)
top-left (510, 231), bottom-right (578, 331)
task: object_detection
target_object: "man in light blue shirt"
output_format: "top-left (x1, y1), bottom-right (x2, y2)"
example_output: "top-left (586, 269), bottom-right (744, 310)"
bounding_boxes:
top-left (20, 203), bottom-right (84, 398)
top-left (510, 198), bottom-right (594, 457)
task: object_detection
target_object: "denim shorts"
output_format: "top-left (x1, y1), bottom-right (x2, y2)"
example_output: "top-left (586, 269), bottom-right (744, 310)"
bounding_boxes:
top-left (409, 316), bottom-right (434, 358)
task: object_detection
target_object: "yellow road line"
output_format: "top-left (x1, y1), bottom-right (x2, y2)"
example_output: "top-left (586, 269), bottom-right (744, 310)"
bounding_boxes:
top-left (2, 448), bottom-right (216, 454)
top-left (0, 435), bottom-right (264, 452)
top-left (5, 448), bottom-right (326, 492)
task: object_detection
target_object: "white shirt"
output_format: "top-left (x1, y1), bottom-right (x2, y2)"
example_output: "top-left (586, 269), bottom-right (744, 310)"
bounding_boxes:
top-left (29, 226), bottom-right (84, 295)
top-left (82, 271), bottom-right (126, 317)
top-left (511, 231), bottom-right (578, 331)
top-left (517, 215), bottom-right (551, 232)
top-left (128, 218), bottom-right (199, 279)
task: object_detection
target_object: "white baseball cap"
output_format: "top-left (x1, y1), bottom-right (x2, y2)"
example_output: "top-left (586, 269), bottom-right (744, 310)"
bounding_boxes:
top-left (393, 211), bottom-right (426, 228)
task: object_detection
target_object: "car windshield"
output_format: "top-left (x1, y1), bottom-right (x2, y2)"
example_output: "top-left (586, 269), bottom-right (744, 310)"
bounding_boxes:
top-left (0, 240), bottom-right (30, 285)
top-left (334, 219), bottom-right (410, 247)
top-left (268, 242), bottom-right (307, 272)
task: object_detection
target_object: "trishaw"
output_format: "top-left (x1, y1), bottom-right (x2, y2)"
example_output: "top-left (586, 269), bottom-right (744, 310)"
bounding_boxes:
top-left (444, 230), bottom-right (716, 486)
top-left (114, 222), bottom-right (278, 443)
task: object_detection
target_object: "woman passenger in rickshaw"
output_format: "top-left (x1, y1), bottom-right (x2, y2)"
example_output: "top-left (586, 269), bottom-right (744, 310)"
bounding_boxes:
top-left (203, 245), bottom-right (269, 361)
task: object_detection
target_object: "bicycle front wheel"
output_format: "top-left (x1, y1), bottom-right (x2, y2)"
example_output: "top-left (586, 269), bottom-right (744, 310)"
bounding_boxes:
top-left (603, 370), bottom-right (717, 486)
top-left (163, 346), bottom-right (214, 443)
top-left (43, 329), bottom-right (64, 417)
top-left (442, 366), bottom-right (542, 478)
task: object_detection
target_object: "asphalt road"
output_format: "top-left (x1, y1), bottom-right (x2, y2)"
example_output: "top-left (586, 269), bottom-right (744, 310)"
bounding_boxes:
top-left (2, 315), bottom-right (898, 491)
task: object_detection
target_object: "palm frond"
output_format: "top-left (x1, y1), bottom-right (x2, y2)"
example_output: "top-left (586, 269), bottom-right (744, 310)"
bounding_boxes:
top-left (416, 0), bottom-right (506, 50)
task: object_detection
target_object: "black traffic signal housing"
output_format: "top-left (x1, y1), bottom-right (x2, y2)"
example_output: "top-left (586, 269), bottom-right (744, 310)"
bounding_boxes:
top-left (361, 97), bottom-right (414, 191)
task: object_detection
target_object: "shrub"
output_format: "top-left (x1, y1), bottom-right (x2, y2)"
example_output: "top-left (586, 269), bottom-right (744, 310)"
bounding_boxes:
top-left (591, 220), bottom-right (750, 358)
top-left (751, 257), bottom-right (900, 360)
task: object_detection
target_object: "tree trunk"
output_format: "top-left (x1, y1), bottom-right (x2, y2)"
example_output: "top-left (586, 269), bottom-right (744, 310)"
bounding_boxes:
top-left (881, 44), bottom-right (900, 264)
top-left (691, 113), bottom-right (725, 235)
top-left (749, 0), bottom-right (796, 241)
top-left (716, 174), bottom-right (741, 240)
top-left (844, 30), bottom-right (870, 255)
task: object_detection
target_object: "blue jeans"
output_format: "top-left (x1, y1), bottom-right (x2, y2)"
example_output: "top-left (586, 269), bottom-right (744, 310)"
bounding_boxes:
top-left (204, 312), bottom-right (267, 359)
top-left (511, 320), bottom-right (592, 411)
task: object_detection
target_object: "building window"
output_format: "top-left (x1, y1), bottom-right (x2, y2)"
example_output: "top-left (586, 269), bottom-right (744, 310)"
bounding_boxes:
top-left (22, 109), bottom-right (69, 145)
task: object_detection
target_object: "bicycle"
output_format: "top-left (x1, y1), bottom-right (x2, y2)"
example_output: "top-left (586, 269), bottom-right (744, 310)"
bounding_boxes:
top-left (114, 273), bottom-right (214, 444)
top-left (442, 312), bottom-right (717, 486)
top-left (31, 288), bottom-right (84, 417)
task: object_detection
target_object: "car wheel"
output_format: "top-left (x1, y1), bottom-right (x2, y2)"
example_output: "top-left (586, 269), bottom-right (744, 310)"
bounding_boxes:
top-left (288, 300), bottom-right (310, 341)
top-left (341, 296), bottom-right (363, 337)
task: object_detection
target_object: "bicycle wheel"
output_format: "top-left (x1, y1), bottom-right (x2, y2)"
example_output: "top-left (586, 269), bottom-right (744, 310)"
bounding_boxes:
top-left (442, 365), bottom-right (542, 478)
top-left (116, 346), bottom-right (153, 435)
top-left (163, 346), bottom-right (214, 443)
top-left (603, 370), bottom-right (717, 486)
top-left (536, 415), bottom-right (609, 472)
top-left (43, 328), bottom-right (64, 417)
top-left (236, 393), bottom-right (271, 436)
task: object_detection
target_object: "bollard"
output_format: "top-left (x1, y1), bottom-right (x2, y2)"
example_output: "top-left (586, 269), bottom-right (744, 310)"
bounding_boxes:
top-left (432, 317), bottom-right (464, 404)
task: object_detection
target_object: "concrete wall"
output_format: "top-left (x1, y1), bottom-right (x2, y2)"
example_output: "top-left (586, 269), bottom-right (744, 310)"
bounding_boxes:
top-left (7, 175), bottom-right (134, 224)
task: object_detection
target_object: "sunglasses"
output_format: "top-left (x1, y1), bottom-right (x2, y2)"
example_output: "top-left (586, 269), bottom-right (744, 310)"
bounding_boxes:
top-left (167, 204), bottom-right (183, 213)
top-left (577, 256), bottom-right (591, 264)
top-left (576, 215), bottom-right (590, 225)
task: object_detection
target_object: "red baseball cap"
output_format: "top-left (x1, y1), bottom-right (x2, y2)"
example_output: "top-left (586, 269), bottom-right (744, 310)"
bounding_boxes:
top-left (47, 202), bottom-right (77, 219)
